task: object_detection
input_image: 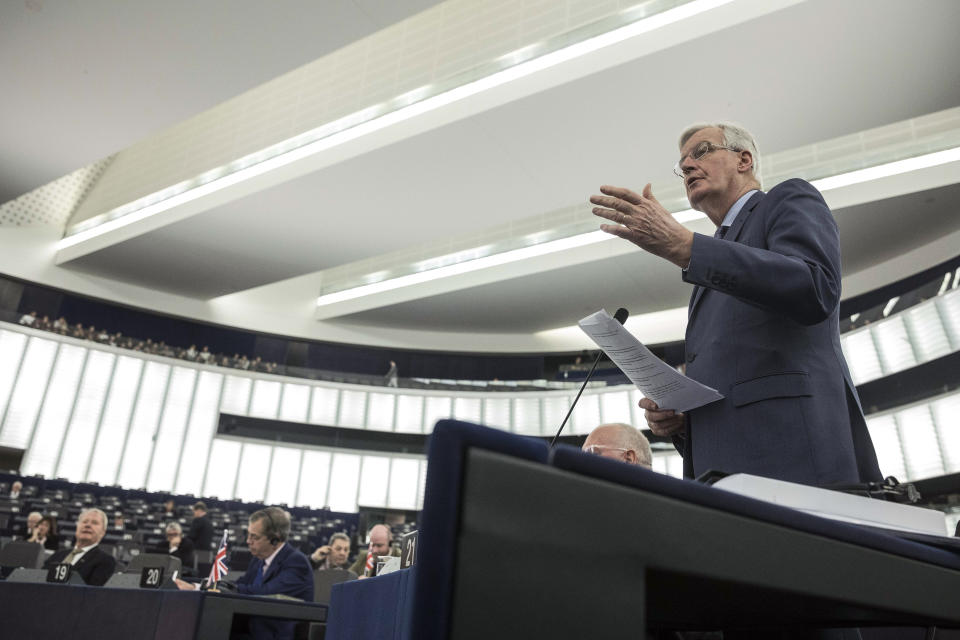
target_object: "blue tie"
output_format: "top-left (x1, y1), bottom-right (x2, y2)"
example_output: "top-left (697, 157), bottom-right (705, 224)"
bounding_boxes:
top-left (715, 225), bottom-right (729, 240)
top-left (252, 560), bottom-right (265, 587)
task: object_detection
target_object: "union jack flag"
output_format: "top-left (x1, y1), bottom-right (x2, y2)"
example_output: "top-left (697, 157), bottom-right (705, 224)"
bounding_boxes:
top-left (208, 530), bottom-right (230, 584)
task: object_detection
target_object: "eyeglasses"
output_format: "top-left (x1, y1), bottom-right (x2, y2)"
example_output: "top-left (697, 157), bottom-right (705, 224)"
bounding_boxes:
top-left (673, 141), bottom-right (740, 178)
top-left (583, 444), bottom-right (631, 457)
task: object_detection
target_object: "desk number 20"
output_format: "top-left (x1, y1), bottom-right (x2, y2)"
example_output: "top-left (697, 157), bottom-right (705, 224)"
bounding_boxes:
top-left (145, 568), bottom-right (161, 586)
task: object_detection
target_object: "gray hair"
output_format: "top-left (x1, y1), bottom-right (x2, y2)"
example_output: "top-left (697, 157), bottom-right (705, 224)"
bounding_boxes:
top-left (79, 508), bottom-right (108, 529)
top-left (599, 423), bottom-right (653, 469)
top-left (679, 122), bottom-right (761, 185)
top-left (329, 532), bottom-right (350, 546)
top-left (250, 506), bottom-right (291, 542)
top-left (165, 521), bottom-right (182, 534)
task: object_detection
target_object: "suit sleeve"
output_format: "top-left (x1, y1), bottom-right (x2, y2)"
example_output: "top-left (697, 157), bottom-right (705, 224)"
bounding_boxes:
top-left (683, 179), bottom-right (842, 326)
top-left (86, 553), bottom-right (117, 587)
top-left (236, 552), bottom-right (313, 600)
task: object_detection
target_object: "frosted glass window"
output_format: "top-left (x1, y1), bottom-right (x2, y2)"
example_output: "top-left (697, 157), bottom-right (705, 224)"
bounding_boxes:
top-left (117, 361), bottom-right (170, 488)
top-left (0, 330), bottom-right (27, 424)
top-left (249, 380), bottom-right (281, 419)
top-left (22, 343), bottom-right (87, 478)
top-left (416, 459), bottom-right (428, 510)
top-left (872, 317), bottom-right (917, 375)
top-left (309, 387), bottom-right (340, 425)
top-left (357, 456), bottom-right (390, 507)
top-left (665, 455), bottom-right (684, 478)
top-left (423, 397), bottom-right (453, 434)
top-left (328, 453), bottom-right (361, 512)
top-left (841, 329), bottom-right (883, 385)
top-left (87, 356), bottom-right (143, 485)
top-left (896, 406), bottom-right (944, 480)
top-left (0, 336), bottom-right (57, 448)
top-left (866, 415), bottom-right (907, 480)
top-left (297, 450), bottom-right (332, 508)
top-left (630, 389), bottom-right (645, 426)
top-left (453, 397), bottom-right (481, 425)
top-left (600, 391), bottom-right (633, 426)
top-left (388, 457), bottom-right (420, 510)
top-left (572, 393), bottom-right (601, 435)
top-left (932, 393), bottom-right (960, 473)
top-left (279, 384), bottom-right (309, 423)
top-left (482, 397), bottom-right (510, 430)
top-left (203, 439), bottom-right (242, 499)
top-left (220, 375), bottom-right (252, 415)
top-left (266, 447), bottom-right (302, 506)
top-left (512, 397), bottom-right (541, 435)
top-left (938, 290), bottom-right (960, 347)
top-left (147, 367), bottom-right (197, 492)
top-left (339, 390), bottom-right (367, 428)
top-left (652, 456), bottom-right (667, 474)
top-left (176, 371), bottom-right (223, 495)
top-left (395, 395), bottom-right (424, 433)
top-left (905, 303), bottom-right (951, 362)
top-left (542, 396), bottom-right (569, 437)
top-left (57, 350), bottom-right (115, 481)
top-left (235, 443), bottom-right (272, 502)
top-left (367, 393), bottom-right (396, 430)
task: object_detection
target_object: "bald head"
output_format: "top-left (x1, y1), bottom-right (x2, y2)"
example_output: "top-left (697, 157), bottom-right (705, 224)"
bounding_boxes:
top-left (367, 524), bottom-right (392, 557)
top-left (582, 423), bottom-right (652, 468)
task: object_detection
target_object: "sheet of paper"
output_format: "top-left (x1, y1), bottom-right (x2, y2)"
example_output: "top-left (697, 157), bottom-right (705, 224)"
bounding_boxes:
top-left (578, 309), bottom-right (723, 413)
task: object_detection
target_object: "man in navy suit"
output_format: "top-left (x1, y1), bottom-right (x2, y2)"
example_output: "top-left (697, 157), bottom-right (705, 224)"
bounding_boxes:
top-left (590, 122), bottom-right (882, 486)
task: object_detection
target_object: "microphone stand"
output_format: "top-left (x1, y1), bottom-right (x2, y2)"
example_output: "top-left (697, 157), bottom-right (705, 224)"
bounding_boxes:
top-left (549, 350), bottom-right (604, 447)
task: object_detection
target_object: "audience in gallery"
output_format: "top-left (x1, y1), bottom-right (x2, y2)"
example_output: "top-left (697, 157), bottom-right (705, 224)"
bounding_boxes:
top-left (310, 531), bottom-right (352, 571)
top-left (20, 510), bottom-right (42, 540)
top-left (154, 521), bottom-right (196, 570)
top-left (27, 514), bottom-right (60, 551)
top-left (582, 422), bottom-right (653, 468)
top-left (348, 524), bottom-right (400, 578)
top-left (43, 508), bottom-right (117, 586)
top-left (8, 480), bottom-right (22, 499)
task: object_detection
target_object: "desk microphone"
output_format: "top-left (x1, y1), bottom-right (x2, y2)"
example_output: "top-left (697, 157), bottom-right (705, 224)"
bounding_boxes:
top-left (549, 307), bottom-right (628, 447)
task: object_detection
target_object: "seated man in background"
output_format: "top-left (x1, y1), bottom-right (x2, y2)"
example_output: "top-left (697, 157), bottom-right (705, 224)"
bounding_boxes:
top-left (187, 501), bottom-right (214, 550)
top-left (20, 511), bottom-right (42, 540)
top-left (156, 521), bottom-right (195, 570)
top-left (582, 422), bottom-right (653, 468)
top-left (8, 480), bottom-right (22, 499)
top-left (44, 508), bottom-right (116, 586)
top-left (348, 524), bottom-right (400, 578)
top-left (310, 532), bottom-right (352, 570)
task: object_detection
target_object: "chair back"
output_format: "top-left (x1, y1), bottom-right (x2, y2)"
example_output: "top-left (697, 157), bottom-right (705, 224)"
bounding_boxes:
top-left (124, 552), bottom-right (182, 577)
top-left (0, 540), bottom-right (45, 569)
top-left (313, 568), bottom-right (357, 604)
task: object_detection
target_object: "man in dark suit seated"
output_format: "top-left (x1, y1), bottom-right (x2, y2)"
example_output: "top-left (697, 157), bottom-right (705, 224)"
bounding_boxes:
top-left (155, 521), bottom-right (195, 570)
top-left (44, 508), bottom-right (117, 586)
top-left (186, 501), bottom-right (214, 551)
top-left (176, 507), bottom-right (313, 640)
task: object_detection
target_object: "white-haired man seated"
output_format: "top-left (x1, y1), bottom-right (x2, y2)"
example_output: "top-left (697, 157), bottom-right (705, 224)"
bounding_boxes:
top-left (43, 508), bottom-right (117, 586)
top-left (582, 423), bottom-right (653, 468)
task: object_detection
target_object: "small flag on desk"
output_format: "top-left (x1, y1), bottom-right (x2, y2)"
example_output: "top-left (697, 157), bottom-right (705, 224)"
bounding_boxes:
top-left (208, 530), bottom-right (230, 585)
top-left (364, 550), bottom-right (374, 577)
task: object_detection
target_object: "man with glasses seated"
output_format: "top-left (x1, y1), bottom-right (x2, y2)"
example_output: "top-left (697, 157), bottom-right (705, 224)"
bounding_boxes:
top-left (582, 422), bottom-right (652, 468)
top-left (589, 122), bottom-right (882, 488)
top-left (155, 521), bottom-right (195, 572)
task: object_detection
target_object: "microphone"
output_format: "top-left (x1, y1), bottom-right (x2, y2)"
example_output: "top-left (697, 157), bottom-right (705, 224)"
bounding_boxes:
top-left (550, 307), bottom-right (629, 447)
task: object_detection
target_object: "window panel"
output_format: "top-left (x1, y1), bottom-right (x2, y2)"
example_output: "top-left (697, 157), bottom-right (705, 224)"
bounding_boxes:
top-left (896, 406), bottom-right (944, 480)
top-left (872, 317), bottom-right (917, 375)
top-left (297, 450), bottom-right (332, 508)
top-left (571, 392), bottom-right (601, 435)
top-left (220, 375), bottom-right (252, 415)
top-left (367, 393), bottom-right (396, 430)
top-left (937, 290), bottom-right (960, 347)
top-left (932, 392), bottom-right (960, 473)
top-left (87, 356), bottom-right (143, 485)
top-left (481, 397), bottom-right (510, 430)
top-left (423, 397), bottom-right (453, 434)
top-left (416, 459), bottom-right (428, 510)
top-left (57, 350), bottom-right (115, 481)
top-left (866, 415), bottom-right (907, 480)
top-left (453, 397), bottom-right (481, 425)
top-left (905, 302), bottom-right (951, 362)
top-left (339, 390), bottom-right (367, 428)
top-left (249, 379), bottom-right (281, 419)
top-left (21, 343), bottom-right (87, 478)
top-left (0, 336), bottom-right (57, 448)
top-left (279, 383), bottom-right (309, 423)
top-left (117, 360), bottom-right (170, 488)
top-left (147, 366), bottom-right (197, 492)
top-left (395, 395), bottom-right (424, 433)
top-left (328, 453), bottom-right (361, 512)
top-left (266, 447), bottom-right (302, 506)
top-left (512, 397), bottom-right (541, 435)
top-left (203, 439), bottom-right (242, 499)
top-left (841, 329), bottom-right (883, 385)
top-left (357, 456), bottom-right (390, 508)
top-left (309, 387), bottom-right (340, 425)
top-left (665, 455), bottom-right (684, 478)
top-left (176, 371), bottom-right (223, 495)
top-left (388, 458), bottom-right (420, 510)
top-left (235, 443), bottom-right (272, 502)
top-left (600, 391), bottom-right (633, 426)
top-left (0, 330), bottom-right (27, 424)
top-left (542, 396), bottom-right (569, 437)
top-left (652, 456), bottom-right (667, 475)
